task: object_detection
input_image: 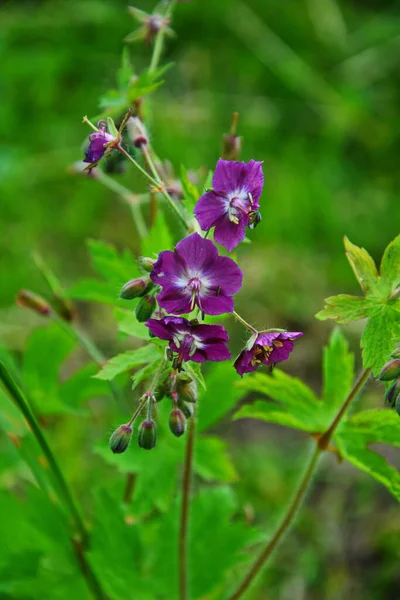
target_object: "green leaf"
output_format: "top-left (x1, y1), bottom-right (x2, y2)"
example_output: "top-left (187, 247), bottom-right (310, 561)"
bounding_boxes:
top-left (335, 409), bottom-right (400, 502)
top-left (131, 361), bottom-right (160, 391)
top-left (67, 278), bottom-right (119, 304)
top-left (380, 234), bottom-right (400, 296)
top-left (180, 164), bottom-right (199, 213)
top-left (322, 328), bottom-right (355, 418)
top-left (195, 436), bottom-right (238, 483)
top-left (344, 235), bottom-right (380, 296)
top-left (197, 363), bottom-right (242, 433)
top-left (142, 211), bottom-right (173, 257)
top-left (87, 239), bottom-right (139, 284)
top-left (58, 363), bottom-right (110, 409)
top-left (234, 370), bottom-right (324, 433)
top-left (22, 325), bottom-right (77, 414)
top-left (114, 307), bottom-right (150, 340)
top-left (316, 294), bottom-right (371, 323)
top-left (361, 304), bottom-right (400, 375)
top-left (94, 345), bottom-right (160, 381)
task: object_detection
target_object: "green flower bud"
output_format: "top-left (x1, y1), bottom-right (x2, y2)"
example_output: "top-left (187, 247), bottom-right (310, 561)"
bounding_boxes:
top-left (395, 394), bottom-right (400, 417)
top-left (135, 294), bottom-right (156, 322)
top-left (176, 374), bottom-right (198, 404)
top-left (139, 256), bottom-right (156, 272)
top-left (169, 409), bottom-right (186, 437)
top-left (177, 399), bottom-right (194, 419)
top-left (138, 419), bottom-right (157, 450)
top-left (385, 380), bottom-right (400, 407)
top-left (109, 423), bottom-right (133, 454)
top-left (16, 289), bottom-right (51, 316)
top-left (379, 359), bottom-right (400, 381)
top-left (120, 277), bottom-right (149, 299)
top-left (391, 348), bottom-right (400, 359)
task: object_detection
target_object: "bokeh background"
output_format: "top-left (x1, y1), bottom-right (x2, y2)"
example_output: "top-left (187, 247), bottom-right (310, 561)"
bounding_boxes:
top-left (1, 0), bottom-right (400, 598)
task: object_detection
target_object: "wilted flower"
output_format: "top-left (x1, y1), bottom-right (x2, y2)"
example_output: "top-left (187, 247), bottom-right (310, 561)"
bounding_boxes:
top-left (83, 129), bottom-right (115, 164)
top-left (146, 316), bottom-right (231, 370)
top-left (234, 331), bottom-right (303, 377)
top-left (150, 232), bottom-right (243, 315)
top-left (194, 159), bottom-right (264, 252)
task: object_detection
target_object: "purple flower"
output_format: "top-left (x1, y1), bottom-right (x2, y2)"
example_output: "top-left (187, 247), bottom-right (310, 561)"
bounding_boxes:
top-left (146, 316), bottom-right (231, 369)
top-left (150, 232), bottom-right (243, 315)
top-left (84, 130), bottom-right (114, 164)
top-left (194, 159), bottom-right (264, 252)
top-left (234, 331), bottom-right (303, 377)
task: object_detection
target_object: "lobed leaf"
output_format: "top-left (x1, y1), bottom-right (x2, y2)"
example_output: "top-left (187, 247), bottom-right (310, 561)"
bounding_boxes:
top-left (344, 235), bottom-right (380, 296)
top-left (361, 304), bottom-right (400, 375)
top-left (380, 234), bottom-right (400, 297)
top-left (322, 328), bottom-right (354, 418)
top-left (94, 345), bottom-right (160, 381)
top-left (316, 294), bottom-right (371, 323)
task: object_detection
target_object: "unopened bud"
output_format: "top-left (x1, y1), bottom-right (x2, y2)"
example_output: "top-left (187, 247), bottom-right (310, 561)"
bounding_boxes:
top-left (379, 359), bottom-right (400, 381)
top-left (385, 380), bottom-right (400, 407)
top-left (139, 256), bottom-right (156, 272)
top-left (128, 117), bottom-right (149, 148)
top-left (391, 348), bottom-right (400, 359)
top-left (109, 423), bottom-right (133, 454)
top-left (169, 409), bottom-right (186, 437)
top-left (395, 395), bottom-right (400, 417)
top-left (135, 294), bottom-right (156, 322)
top-left (177, 399), bottom-right (194, 419)
top-left (222, 133), bottom-right (242, 161)
top-left (138, 419), bottom-right (157, 450)
top-left (120, 277), bottom-right (151, 299)
top-left (16, 290), bottom-right (51, 316)
top-left (176, 374), bottom-right (197, 404)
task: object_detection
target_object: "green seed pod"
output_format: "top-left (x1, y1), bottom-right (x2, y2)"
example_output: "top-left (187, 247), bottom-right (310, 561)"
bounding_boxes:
top-left (138, 419), bottom-right (157, 450)
top-left (139, 256), bottom-right (156, 273)
top-left (385, 380), bottom-right (400, 407)
top-left (135, 294), bottom-right (156, 322)
top-left (109, 423), bottom-right (133, 454)
top-left (120, 277), bottom-right (149, 300)
top-left (16, 289), bottom-right (51, 316)
top-left (177, 399), bottom-right (194, 419)
top-left (379, 359), bottom-right (400, 381)
top-left (169, 409), bottom-right (186, 437)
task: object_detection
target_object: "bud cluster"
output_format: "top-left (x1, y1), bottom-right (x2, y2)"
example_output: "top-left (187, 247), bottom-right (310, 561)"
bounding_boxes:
top-left (379, 350), bottom-right (400, 416)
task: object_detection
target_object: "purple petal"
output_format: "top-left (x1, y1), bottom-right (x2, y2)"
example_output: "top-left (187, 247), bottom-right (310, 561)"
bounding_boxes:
top-left (145, 318), bottom-right (174, 340)
top-left (213, 213), bottom-right (246, 252)
top-left (175, 233), bottom-right (218, 272)
top-left (204, 342), bottom-right (231, 362)
top-left (192, 324), bottom-right (229, 343)
top-left (194, 191), bottom-right (227, 231)
top-left (212, 159), bottom-right (264, 204)
top-left (268, 341), bottom-right (294, 363)
top-left (150, 249), bottom-right (185, 287)
top-left (156, 289), bottom-right (191, 315)
top-left (234, 349), bottom-right (257, 377)
top-left (200, 295), bottom-right (234, 315)
top-left (203, 255), bottom-right (243, 296)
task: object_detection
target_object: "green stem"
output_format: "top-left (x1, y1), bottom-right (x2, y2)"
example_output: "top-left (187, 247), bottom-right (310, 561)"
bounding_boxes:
top-left (232, 311), bottom-right (258, 334)
top-left (179, 414), bottom-right (196, 600)
top-left (228, 367), bottom-right (372, 600)
top-left (149, 0), bottom-right (176, 73)
top-left (0, 361), bottom-right (87, 542)
top-left (95, 170), bottom-right (148, 239)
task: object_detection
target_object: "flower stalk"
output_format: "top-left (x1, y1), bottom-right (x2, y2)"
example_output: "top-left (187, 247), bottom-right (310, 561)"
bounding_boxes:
top-left (179, 413), bottom-right (196, 600)
top-left (228, 367), bottom-right (372, 600)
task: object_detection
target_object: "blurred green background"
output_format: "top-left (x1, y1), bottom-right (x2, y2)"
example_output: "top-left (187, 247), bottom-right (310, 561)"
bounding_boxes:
top-left (1, 0), bottom-right (400, 598)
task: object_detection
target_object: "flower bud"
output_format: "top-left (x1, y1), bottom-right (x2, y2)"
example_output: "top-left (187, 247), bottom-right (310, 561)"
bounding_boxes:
top-left (385, 380), bottom-right (400, 407)
top-left (128, 117), bottom-right (149, 148)
top-left (176, 374), bottom-right (197, 404)
top-left (177, 399), bottom-right (194, 419)
top-left (169, 409), bottom-right (186, 437)
top-left (139, 257), bottom-right (156, 272)
top-left (138, 419), bottom-right (157, 450)
top-left (120, 277), bottom-right (150, 299)
top-left (109, 423), bottom-right (133, 454)
top-left (379, 359), bottom-right (400, 381)
top-left (222, 133), bottom-right (242, 161)
top-left (391, 348), bottom-right (400, 359)
top-left (395, 394), bottom-right (400, 417)
top-left (16, 290), bottom-right (51, 316)
top-left (135, 294), bottom-right (156, 322)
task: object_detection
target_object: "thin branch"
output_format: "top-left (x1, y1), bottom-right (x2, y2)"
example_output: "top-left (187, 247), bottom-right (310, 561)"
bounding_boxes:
top-left (229, 367), bottom-right (372, 600)
top-left (179, 415), bottom-right (196, 600)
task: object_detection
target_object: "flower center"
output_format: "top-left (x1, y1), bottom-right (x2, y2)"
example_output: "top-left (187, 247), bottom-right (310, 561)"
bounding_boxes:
top-left (172, 332), bottom-right (199, 370)
top-left (250, 339), bottom-right (284, 366)
top-left (228, 194), bottom-right (251, 225)
top-left (187, 276), bottom-right (205, 310)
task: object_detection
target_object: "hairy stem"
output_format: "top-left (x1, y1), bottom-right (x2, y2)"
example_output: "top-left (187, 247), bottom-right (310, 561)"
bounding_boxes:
top-left (179, 415), bottom-right (196, 600)
top-left (95, 170), bottom-right (148, 239)
top-left (229, 367), bottom-right (372, 600)
top-left (232, 310), bottom-right (258, 334)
